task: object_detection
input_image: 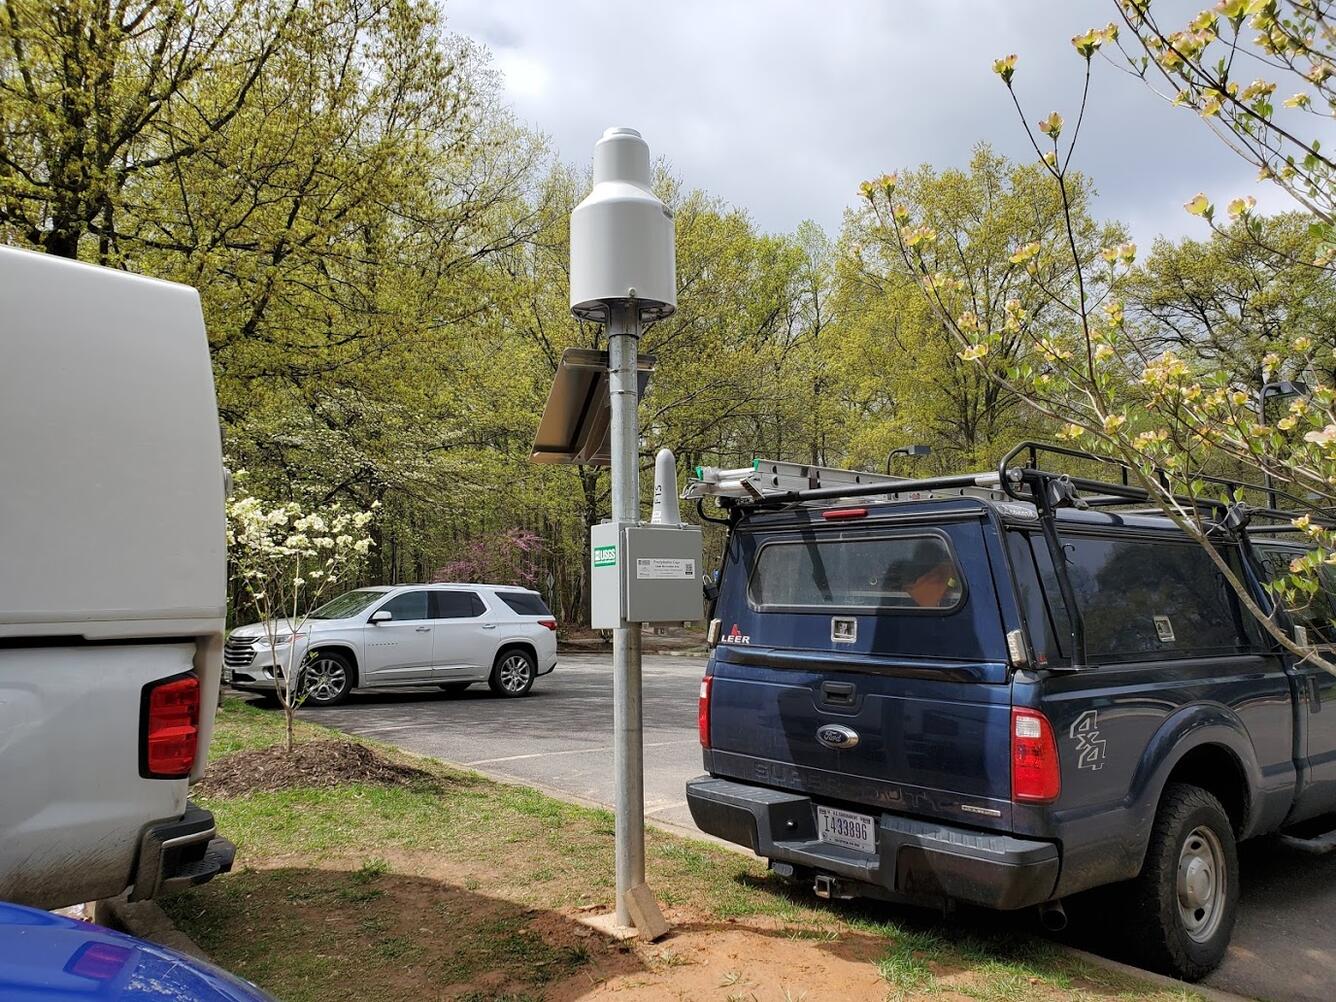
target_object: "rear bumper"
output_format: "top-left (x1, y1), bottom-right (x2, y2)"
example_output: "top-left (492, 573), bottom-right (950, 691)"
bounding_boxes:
top-left (128, 802), bottom-right (235, 902)
top-left (686, 776), bottom-right (1058, 911)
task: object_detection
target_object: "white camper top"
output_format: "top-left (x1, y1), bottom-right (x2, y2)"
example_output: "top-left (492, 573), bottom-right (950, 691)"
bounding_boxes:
top-left (0, 247), bottom-right (226, 639)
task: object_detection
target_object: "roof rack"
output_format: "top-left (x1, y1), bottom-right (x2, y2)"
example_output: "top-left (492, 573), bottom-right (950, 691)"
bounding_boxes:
top-left (994, 441), bottom-right (1336, 528)
top-left (683, 458), bottom-right (1010, 506)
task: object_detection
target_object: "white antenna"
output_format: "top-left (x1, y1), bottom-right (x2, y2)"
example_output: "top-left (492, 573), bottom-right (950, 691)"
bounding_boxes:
top-left (651, 448), bottom-right (681, 524)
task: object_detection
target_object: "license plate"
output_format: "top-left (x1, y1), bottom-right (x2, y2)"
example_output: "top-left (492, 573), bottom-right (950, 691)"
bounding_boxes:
top-left (816, 806), bottom-right (876, 853)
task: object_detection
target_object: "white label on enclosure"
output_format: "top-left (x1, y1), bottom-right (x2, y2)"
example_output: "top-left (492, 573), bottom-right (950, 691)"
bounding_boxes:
top-left (636, 558), bottom-right (696, 580)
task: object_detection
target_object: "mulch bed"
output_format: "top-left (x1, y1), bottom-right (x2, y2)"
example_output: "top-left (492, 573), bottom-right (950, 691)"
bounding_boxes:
top-left (198, 739), bottom-right (435, 798)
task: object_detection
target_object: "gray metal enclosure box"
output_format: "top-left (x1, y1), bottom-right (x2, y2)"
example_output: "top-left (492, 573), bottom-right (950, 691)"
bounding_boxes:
top-left (590, 522), bottom-right (704, 628)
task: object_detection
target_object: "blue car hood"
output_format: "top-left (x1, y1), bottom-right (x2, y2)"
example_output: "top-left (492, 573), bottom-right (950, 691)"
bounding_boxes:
top-left (0, 901), bottom-right (273, 1001)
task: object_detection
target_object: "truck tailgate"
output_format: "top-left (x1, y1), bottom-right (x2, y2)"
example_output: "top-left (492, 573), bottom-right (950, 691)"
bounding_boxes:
top-left (0, 643), bottom-right (194, 908)
top-left (707, 649), bottom-right (1014, 830)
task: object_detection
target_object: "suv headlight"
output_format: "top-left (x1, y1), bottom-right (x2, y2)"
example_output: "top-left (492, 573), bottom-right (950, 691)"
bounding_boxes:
top-left (260, 632), bottom-right (307, 648)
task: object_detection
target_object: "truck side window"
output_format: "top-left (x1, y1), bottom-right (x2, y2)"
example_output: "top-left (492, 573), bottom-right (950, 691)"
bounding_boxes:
top-left (1256, 547), bottom-right (1336, 644)
top-left (1063, 535), bottom-right (1245, 662)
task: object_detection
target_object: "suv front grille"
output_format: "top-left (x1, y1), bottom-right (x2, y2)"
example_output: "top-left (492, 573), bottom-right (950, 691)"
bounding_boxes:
top-left (224, 636), bottom-right (258, 668)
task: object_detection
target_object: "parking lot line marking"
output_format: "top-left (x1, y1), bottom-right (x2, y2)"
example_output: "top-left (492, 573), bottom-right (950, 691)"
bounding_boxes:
top-left (466, 738), bottom-right (697, 767)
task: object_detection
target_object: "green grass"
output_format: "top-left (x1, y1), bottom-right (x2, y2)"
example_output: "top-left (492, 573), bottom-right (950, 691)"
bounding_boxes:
top-left (165, 699), bottom-right (1201, 1002)
top-left (202, 696), bottom-right (326, 758)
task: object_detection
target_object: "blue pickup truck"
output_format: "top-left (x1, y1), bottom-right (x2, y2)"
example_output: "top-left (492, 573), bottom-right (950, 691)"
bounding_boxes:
top-left (686, 443), bottom-right (1336, 980)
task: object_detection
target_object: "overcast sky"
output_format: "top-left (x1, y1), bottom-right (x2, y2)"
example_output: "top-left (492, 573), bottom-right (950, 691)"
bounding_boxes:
top-left (446, 0), bottom-right (1298, 247)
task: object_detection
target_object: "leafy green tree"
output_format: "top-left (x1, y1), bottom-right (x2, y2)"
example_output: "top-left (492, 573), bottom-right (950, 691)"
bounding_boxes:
top-left (844, 145), bottom-right (1121, 468)
top-left (0, 0), bottom-right (297, 260)
top-left (1124, 212), bottom-right (1336, 390)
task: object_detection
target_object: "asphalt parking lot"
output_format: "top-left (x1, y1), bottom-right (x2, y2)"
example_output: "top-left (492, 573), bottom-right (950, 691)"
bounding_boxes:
top-left (296, 653), bottom-right (705, 830)
top-left (262, 652), bottom-right (1336, 1002)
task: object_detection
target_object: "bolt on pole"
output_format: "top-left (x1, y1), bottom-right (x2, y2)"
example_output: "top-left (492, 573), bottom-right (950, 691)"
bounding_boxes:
top-left (607, 302), bottom-right (645, 926)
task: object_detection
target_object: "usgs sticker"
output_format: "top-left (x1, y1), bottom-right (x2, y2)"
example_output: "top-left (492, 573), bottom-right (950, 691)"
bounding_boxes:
top-left (592, 545), bottom-right (617, 568)
top-left (636, 557), bottom-right (696, 580)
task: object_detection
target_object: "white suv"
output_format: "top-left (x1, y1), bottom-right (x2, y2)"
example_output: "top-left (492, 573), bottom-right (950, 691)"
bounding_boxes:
top-left (223, 583), bottom-right (559, 705)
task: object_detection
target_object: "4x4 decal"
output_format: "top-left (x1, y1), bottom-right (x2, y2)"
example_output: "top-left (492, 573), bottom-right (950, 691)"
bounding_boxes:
top-left (1070, 710), bottom-right (1106, 771)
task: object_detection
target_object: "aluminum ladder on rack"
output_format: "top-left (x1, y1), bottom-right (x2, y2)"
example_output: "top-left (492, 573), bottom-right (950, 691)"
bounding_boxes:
top-left (681, 458), bottom-right (906, 501)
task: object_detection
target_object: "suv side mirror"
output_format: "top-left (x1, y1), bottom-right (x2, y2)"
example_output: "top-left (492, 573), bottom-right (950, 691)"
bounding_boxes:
top-left (370, 610), bottom-right (393, 624)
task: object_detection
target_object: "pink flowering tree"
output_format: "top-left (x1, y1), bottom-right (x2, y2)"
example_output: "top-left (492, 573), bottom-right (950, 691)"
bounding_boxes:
top-left (434, 528), bottom-right (544, 589)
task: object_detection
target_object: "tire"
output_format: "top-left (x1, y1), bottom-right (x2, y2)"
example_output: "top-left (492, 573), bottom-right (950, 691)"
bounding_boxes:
top-left (488, 648), bottom-right (536, 697)
top-left (1120, 783), bottom-right (1239, 980)
top-left (439, 682), bottom-right (471, 695)
top-left (301, 650), bottom-right (354, 707)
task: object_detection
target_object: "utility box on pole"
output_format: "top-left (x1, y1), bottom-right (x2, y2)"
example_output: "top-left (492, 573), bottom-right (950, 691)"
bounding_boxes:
top-left (590, 522), bottom-right (703, 629)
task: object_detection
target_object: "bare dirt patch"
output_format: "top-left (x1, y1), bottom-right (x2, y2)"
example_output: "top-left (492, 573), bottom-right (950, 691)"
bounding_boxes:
top-left (548, 908), bottom-right (899, 1002)
top-left (177, 853), bottom-right (1161, 1002)
top-left (196, 738), bottom-right (434, 797)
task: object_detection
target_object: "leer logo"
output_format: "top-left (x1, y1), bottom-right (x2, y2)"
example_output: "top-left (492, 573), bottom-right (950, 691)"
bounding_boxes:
top-left (721, 623), bottom-right (750, 645)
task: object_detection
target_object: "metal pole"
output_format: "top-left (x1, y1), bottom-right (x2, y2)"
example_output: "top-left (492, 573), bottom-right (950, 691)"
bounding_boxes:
top-left (608, 301), bottom-right (644, 927)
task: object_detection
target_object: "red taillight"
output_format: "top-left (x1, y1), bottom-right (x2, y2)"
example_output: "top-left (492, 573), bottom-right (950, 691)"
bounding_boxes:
top-left (66, 942), bottom-right (133, 981)
top-left (698, 676), bottom-right (713, 748)
top-left (822, 507), bottom-right (868, 520)
top-left (538, 618), bottom-right (558, 631)
top-left (141, 674), bottom-right (200, 778)
top-left (1011, 707), bottom-right (1060, 803)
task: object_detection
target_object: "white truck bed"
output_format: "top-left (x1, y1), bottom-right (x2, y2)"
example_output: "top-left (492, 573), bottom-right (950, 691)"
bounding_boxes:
top-left (0, 246), bottom-right (229, 908)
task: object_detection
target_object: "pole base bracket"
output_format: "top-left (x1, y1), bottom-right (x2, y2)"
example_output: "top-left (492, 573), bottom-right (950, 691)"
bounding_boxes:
top-left (624, 881), bottom-right (670, 940)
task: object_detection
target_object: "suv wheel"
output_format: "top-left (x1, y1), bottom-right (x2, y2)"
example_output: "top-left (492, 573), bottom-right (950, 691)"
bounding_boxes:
top-left (489, 649), bottom-right (535, 697)
top-left (302, 651), bottom-right (354, 707)
top-left (1122, 783), bottom-right (1239, 980)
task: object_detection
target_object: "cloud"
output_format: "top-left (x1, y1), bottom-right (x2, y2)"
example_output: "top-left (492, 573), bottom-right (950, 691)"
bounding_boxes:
top-left (445, 0), bottom-right (1300, 245)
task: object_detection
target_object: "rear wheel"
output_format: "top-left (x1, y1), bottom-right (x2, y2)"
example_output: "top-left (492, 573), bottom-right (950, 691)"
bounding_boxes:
top-left (301, 651), bottom-right (354, 707)
top-left (1120, 783), bottom-right (1238, 980)
top-left (488, 649), bottom-right (535, 697)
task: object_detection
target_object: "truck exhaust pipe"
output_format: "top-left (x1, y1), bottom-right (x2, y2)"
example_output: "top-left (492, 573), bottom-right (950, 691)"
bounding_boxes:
top-left (1037, 899), bottom-right (1067, 932)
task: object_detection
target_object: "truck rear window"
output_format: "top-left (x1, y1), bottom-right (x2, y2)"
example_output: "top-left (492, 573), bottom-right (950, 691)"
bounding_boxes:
top-left (747, 533), bottom-right (963, 612)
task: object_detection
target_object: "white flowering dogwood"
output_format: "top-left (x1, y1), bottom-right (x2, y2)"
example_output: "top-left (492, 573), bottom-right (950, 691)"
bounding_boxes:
top-left (226, 486), bottom-right (376, 750)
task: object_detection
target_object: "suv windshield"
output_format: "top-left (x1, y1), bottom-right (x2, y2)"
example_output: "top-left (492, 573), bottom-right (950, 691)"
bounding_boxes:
top-left (308, 589), bottom-right (385, 620)
top-left (748, 533), bottom-right (963, 611)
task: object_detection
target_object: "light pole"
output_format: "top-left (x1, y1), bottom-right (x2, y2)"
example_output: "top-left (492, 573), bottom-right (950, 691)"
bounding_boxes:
top-left (885, 443), bottom-right (932, 475)
top-left (1260, 380), bottom-right (1308, 509)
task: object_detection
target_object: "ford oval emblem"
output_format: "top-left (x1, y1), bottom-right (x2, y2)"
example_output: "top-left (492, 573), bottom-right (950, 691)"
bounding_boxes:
top-left (816, 724), bottom-right (859, 750)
